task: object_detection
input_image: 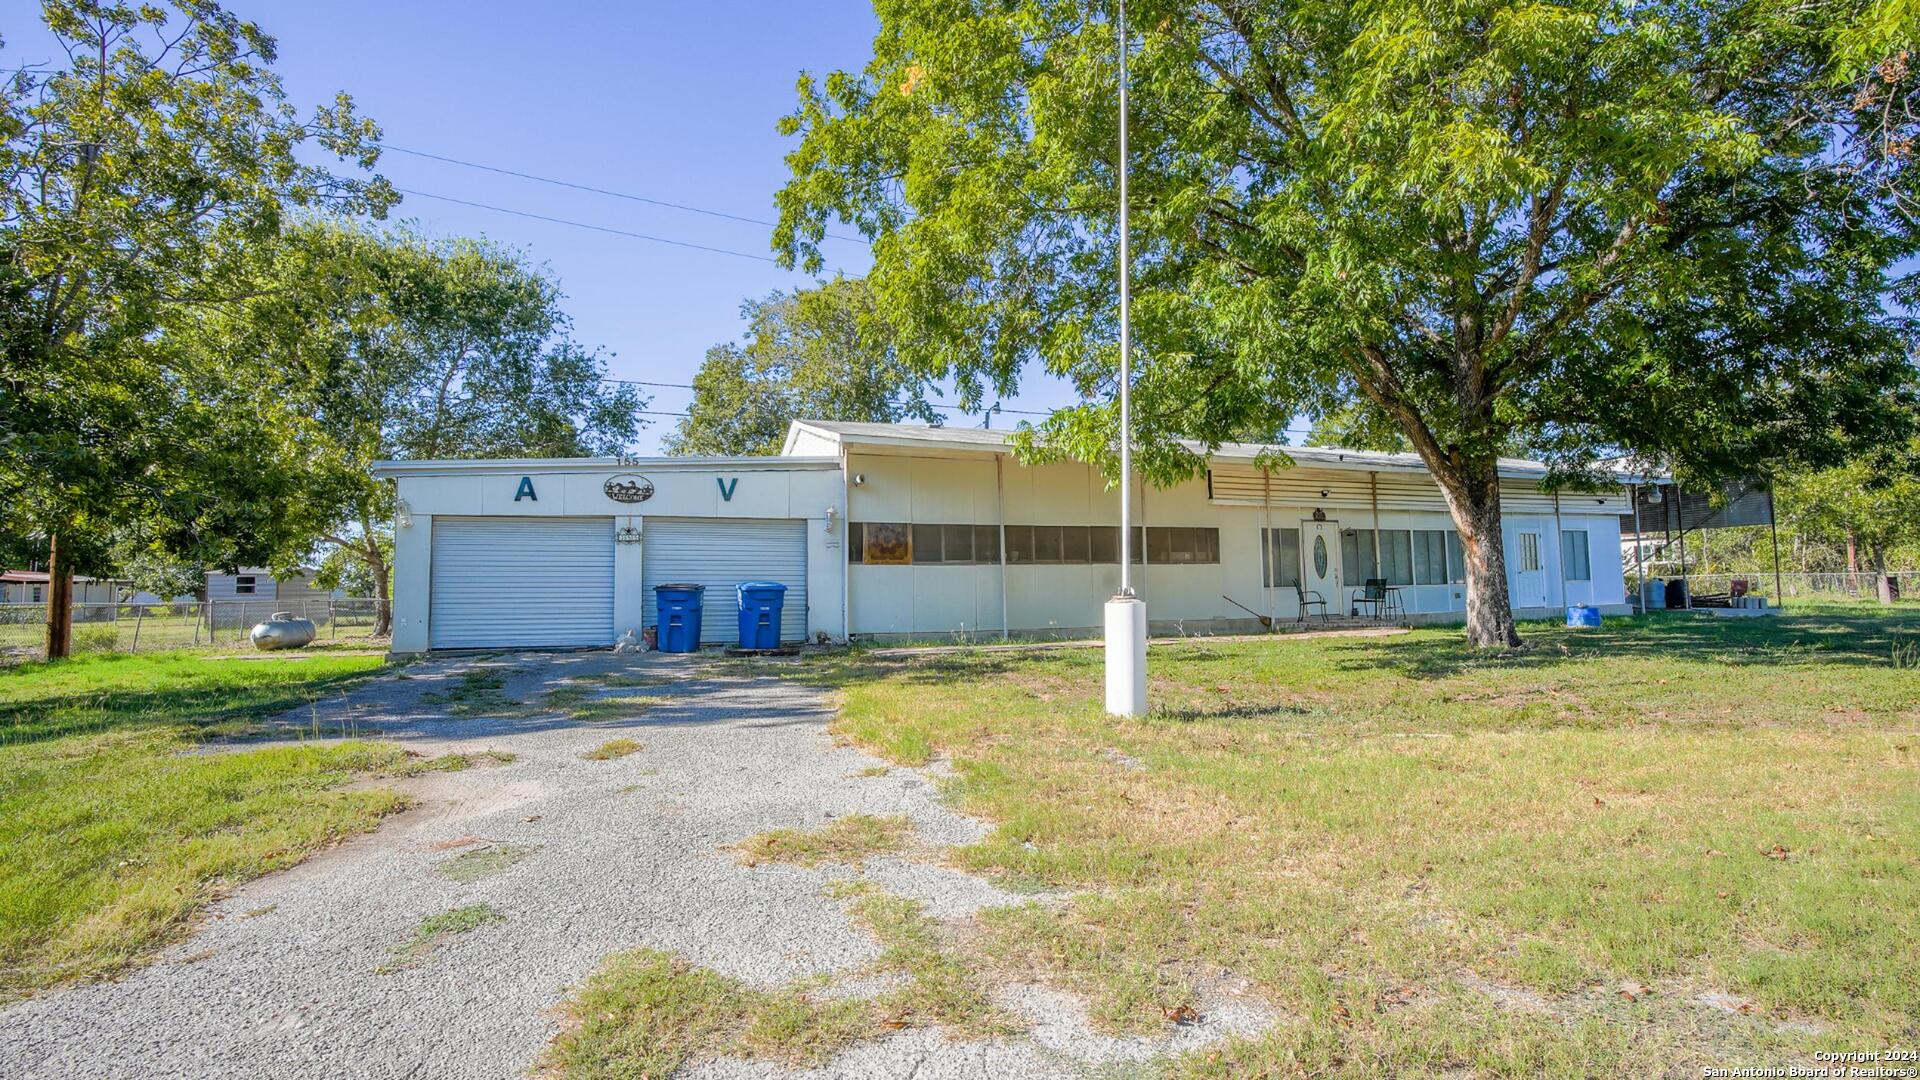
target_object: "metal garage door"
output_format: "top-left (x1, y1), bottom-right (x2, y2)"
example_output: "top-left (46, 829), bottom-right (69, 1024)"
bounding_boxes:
top-left (642, 518), bottom-right (808, 645)
top-left (430, 517), bottom-right (614, 649)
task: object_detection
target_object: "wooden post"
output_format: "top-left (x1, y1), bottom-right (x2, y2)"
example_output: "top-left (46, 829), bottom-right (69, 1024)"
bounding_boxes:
top-left (45, 534), bottom-right (73, 660)
top-left (1768, 486), bottom-right (1784, 606)
top-left (131, 605), bottom-right (144, 653)
top-left (1630, 483), bottom-right (1647, 613)
top-left (1674, 483), bottom-right (1689, 607)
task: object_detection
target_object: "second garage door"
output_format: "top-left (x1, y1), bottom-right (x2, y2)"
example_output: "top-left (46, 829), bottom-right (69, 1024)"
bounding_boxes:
top-left (430, 517), bottom-right (614, 649)
top-left (642, 518), bottom-right (808, 645)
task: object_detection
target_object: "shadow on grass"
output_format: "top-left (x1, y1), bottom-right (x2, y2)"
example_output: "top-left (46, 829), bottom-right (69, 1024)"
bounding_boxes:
top-left (1328, 606), bottom-right (1920, 679)
top-left (0, 665), bottom-right (381, 749)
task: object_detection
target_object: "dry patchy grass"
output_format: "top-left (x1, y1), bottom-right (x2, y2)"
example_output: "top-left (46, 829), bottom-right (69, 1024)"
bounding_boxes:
top-left (378, 902), bottom-right (505, 973)
top-left (732, 814), bottom-right (914, 868)
top-left (582, 738), bottom-right (643, 761)
top-left (545, 891), bottom-right (1011, 1078)
top-left (793, 604), bottom-right (1920, 1074)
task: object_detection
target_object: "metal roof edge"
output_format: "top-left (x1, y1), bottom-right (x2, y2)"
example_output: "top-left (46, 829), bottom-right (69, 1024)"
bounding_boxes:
top-left (371, 456), bottom-right (842, 478)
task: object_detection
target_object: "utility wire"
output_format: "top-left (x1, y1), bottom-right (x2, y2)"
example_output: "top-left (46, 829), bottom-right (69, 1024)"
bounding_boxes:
top-left (395, 188), bottom-right (786, 264)
top-left (381, 143), bottom-right (871, 246)
top-left (619, 378), bottom-right (1318, 437)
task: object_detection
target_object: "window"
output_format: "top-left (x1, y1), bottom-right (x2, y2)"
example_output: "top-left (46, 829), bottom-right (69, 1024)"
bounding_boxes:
top-left (1033, 525), bottom-right (1063, 563)
top-left (1261, 528), bottom-right (1302, 588)
top-left (1087, 526), bottom-right (1145, 565)
top-left (862, 523), bottom-right (911, 565)
top-left (854, 522), bottom-right (1002, 565)
top-left (1517, 532), bottom-right (1542, 572)
top-left (234, 575), bottom-right (257, 595)
top-left (1004, 525), bottom-right (1034, 564)
top-left (974, 525), bottom-right (1001, 564)
top-left (1379, 530), bottom-right (1414, 586)
top-left (1341, 529), bottom-right (1378, 583)
top-left (1561, 529), bottom-right (1592, 581)
top-left (1444, 531), bottom-right (1466, 583)
top-left (30, 585), bottom-right (43, 604)
top-left (1413, 530), bottom-right (1449, 585)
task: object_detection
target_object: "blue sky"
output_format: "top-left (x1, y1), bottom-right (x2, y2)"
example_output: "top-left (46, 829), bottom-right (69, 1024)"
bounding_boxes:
top-left (2, 1), bottom-right (1083, 452)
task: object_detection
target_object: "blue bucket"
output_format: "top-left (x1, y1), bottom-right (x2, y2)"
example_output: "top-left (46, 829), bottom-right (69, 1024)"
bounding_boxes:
top-left (1565, 604), bottom-right (1602, 628)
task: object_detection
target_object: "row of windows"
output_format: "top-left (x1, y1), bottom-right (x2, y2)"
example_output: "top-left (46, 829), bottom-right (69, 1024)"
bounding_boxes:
top-left (1263, 526), bottom-right (1592, 587)
top-left (850, 522), bottom-right (1592, 582)
top-left (848, 523), bottom-right (1221, 566)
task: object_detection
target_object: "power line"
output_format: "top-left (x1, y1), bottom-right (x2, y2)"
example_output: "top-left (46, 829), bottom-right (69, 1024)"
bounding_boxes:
top-left (395, 188), bottom-right (786, 264)
top-left (381, 143), bottom-right (871, 246)
top-left (604, 376), bottom-right (1057, 417)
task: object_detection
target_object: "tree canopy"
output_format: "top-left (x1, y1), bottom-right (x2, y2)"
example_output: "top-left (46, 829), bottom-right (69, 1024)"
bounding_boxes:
top-left (665, 277), bottom-right (940, 456)
top-left (776, 0), bottom-right (1919, 645)
top-left (166, 219), bottom-right (647, 631)
top-left (0, 0), bottom-right (393, 654)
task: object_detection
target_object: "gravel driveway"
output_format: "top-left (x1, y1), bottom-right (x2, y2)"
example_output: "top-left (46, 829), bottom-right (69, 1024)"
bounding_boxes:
top-left (0, 652), bottom-right (1269, 1079)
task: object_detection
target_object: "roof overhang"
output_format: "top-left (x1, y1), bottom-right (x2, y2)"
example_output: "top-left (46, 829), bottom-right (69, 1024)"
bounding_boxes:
top-left (372, 455), bottom-right (842, 479)
top-left (784, 420), bottom-right (1654, 487)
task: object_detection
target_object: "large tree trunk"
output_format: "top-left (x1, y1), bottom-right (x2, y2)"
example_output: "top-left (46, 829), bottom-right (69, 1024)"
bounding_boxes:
top-left (367, 539), bottom-right (393, 637)
top-left (44, 533), bottom-right (73, 660)
top-left (358, 508), bottom-right (394, 638)
top-left (1871, 544), bottom-right (1894, 605)
top-left (1438, 458), bottom-right (1522, 649)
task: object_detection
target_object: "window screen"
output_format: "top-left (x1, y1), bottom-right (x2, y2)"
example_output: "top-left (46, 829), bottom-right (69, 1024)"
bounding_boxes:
top-left (1561, 529), bottom-right (1591, 580)
top-left (974, 525), bottom-right (1001, 564)
top-left (1444, 531), bottom-right (1466, 583)
top-left (1413, 530), bottom-right (1449, 585)
top-left (1005, 525), bottom-right (1034, 564)
top-left (1262, 528), bottom-right (1302, 588)
top-left (1341, 529), bottom-right (1378, 583)
top-left (1380, 530), bottom-right (1414, 586)
top-left (912, 524), bottom-right (943, 563)
top-left (1518, 532), bottom-right (1543, 572)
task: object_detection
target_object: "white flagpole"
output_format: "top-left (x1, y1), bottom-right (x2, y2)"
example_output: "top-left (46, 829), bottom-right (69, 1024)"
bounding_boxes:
top-left (1105, 0), bottom-right (1147, 717)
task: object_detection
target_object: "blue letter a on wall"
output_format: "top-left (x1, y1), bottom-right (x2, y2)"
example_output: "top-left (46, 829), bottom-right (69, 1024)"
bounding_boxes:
top-left (515, 476), bottom-right (538, 502)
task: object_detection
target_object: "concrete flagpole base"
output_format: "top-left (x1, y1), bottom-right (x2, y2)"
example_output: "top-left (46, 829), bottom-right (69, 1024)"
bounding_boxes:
top-left (1104, 595), bottom-right (1148, 717)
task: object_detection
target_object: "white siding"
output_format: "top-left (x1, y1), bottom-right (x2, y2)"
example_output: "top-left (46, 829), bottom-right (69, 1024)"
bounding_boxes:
top-left (429, 517), bottom-right (614, 649)
top-left (641, 518), bottom-right (809, 645)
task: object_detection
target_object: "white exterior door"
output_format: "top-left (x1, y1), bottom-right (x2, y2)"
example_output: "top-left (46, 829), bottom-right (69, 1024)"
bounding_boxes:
top-left (1512, 527), bottom-right (1547, 607)
top-left (430, 517), bottom-right (614, 649)
top-left (642, 518), bottom-right (809, 645)
top-left (1302, 519), bottom-right (1340, 608)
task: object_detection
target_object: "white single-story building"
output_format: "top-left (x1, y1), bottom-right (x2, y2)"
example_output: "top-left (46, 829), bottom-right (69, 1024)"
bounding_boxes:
top-left (373, 420), bottom-right (1638, 653)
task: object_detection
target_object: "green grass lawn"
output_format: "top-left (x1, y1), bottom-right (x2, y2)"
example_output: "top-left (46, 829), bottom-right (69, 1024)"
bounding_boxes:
top-left (780, 603), bottom-right (1920, 1076)
top-left (0, 651), bottom-right (406, 1000)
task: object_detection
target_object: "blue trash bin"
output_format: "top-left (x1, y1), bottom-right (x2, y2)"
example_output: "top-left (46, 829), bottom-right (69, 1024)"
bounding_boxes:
top-left (735, 581), bottom-right (788, 650)
top-left (1565, 604), bottom-right (1602, 628)
top-left (654, 583), bottom-right (706, 653)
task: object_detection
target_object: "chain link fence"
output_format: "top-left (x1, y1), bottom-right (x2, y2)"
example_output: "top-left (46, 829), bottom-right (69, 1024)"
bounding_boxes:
top-left (0, 599), bottom-right (389, 662)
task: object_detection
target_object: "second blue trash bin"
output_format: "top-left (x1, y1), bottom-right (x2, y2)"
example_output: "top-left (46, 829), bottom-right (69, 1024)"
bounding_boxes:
top-left (654, 583), bottom-right (706, 653)
top-left (735, 581), bottom-right (788, 650)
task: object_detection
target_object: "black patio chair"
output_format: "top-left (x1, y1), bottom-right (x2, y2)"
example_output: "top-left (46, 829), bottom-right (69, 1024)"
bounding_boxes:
top-left (1351, 578), bottom-right (1389, 618)
top-left (1294, 583), bottom-right (1330, 622)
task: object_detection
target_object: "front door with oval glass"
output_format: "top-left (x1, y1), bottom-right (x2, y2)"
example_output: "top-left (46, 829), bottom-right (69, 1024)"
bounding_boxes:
top-left (1301, 518), bottom-right (1340, 610)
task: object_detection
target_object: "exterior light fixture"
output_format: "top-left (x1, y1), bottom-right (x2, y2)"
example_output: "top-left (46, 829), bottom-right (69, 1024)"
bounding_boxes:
top-left (395, 500), bottom-right (414, 530)
top-left (825, 506), bottom-right (838, 533)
